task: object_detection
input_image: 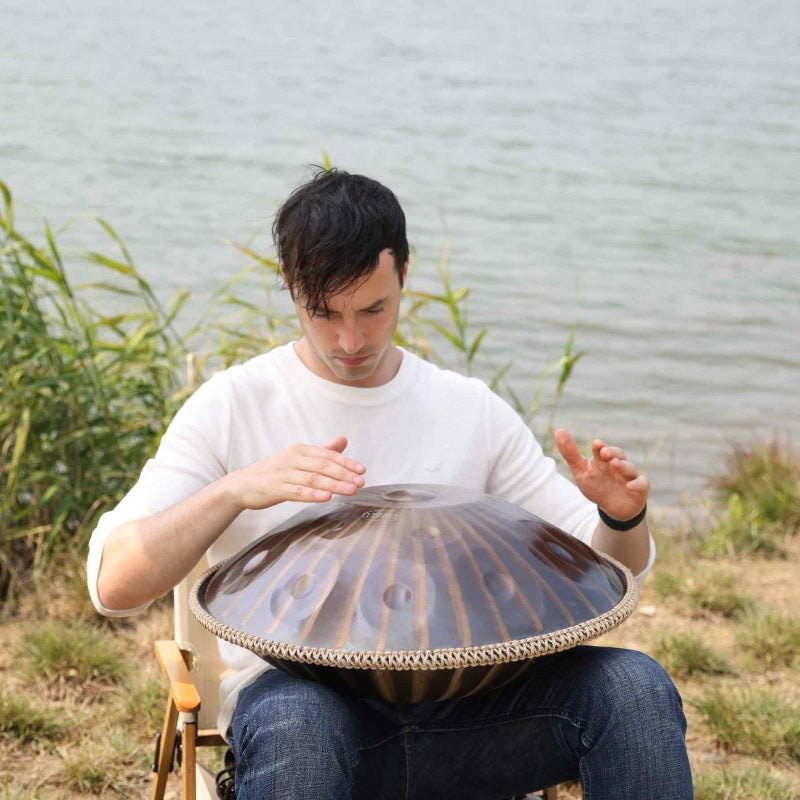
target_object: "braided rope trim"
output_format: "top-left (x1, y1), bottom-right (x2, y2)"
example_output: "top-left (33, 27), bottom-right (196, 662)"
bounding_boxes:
top-left (190, 556), bottom-right (639, 671)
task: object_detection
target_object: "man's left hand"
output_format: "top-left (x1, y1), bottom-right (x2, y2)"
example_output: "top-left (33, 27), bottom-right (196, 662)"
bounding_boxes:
top-left (554, 428), bottom-right (650, 522)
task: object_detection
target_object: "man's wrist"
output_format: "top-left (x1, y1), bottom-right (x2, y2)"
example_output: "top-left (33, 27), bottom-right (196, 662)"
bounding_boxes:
top-left (597, 503), bottom-right (647, 531)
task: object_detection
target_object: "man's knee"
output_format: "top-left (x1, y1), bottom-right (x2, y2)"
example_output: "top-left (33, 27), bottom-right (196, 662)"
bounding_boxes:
top-left (581, 648), bottom-right (687, 739)
top-left (233, 671), bottom-right (359, 754)
top-left (231, 672), bottom-right (361, 799)
top-left (597, 649), bottom-right (682, 709)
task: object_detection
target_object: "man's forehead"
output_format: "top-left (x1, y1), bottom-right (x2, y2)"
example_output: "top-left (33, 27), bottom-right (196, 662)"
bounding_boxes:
top-left (304, 287), bottom-right (388, 315)
top-left (295, 250), bottom-right (401, 312)
top-left (293, 271), bottom-right (362, 305)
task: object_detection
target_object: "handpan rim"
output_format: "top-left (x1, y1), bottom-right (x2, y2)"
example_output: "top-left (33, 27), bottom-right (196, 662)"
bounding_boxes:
top-left (190, 556), bottom-right (639, 671)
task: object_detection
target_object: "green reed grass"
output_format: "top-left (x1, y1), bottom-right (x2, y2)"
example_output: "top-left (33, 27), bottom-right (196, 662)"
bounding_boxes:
top-left (699, 439), bottom-right (800, 558)
top-left (400, 241), bottom-right (488, 374)
top-left (713, 439), bottom-right (800, 519)
top-left (1, 182), bottom-right (189, 595)
top-left (208, 236), bottom-right (297, 368)
top-left (698, 493), bottom-right (792, 558)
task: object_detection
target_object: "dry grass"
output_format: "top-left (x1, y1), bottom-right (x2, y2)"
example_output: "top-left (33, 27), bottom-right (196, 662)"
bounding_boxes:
top-left (651, 632), bottom-right (732, 679)
top-left (597, 522), bottom-right (800, 798)
top-left (691, 684), bottom-right (800, 765)
top-left (736, 606), bottom-right (800, 668)
top-left (693, 765), bottom-right (797, 800)
top-left (0, 559), bottom-right (173, 799)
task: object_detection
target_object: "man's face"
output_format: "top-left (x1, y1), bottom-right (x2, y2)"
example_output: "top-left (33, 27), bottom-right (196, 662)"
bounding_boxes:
top-left (292, 249), bottom-right (407, 387)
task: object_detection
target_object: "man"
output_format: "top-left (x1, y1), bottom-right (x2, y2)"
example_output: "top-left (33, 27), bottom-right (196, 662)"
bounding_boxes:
top-left (88, 168), bottom-right (692, 799)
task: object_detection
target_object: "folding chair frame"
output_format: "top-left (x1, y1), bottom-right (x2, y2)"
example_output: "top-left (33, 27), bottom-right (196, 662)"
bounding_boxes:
top-left (152, 639), bottom-right (226, 800)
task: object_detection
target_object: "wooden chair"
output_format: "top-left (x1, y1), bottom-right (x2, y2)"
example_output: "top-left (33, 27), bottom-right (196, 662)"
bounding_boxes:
top-left (152, 555), bottom-right (228, 800)
top-left (151, 555), bottom-right (559, 800)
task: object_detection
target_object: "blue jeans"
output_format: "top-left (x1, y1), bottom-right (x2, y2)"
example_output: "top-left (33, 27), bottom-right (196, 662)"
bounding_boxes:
top-left (230, 646), bottom-right (692, 799)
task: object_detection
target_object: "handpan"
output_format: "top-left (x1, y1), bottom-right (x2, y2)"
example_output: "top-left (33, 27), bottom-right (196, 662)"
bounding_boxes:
top-left (191, 484), bottom-right (638, 702)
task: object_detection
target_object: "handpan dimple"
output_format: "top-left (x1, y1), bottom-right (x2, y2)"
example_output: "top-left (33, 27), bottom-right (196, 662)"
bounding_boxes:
top-left (383, 582), bottom-right (413, 609)
top-left (192, 484), bottom-right (638, 702)
top-left (483, 570), bottom-right (516, 603)
top-left (290, 572), bottom-right (316, 599)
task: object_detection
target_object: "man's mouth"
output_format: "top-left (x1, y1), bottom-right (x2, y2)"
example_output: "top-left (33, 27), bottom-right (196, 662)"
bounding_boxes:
top-left (335, 354), bottom-right (371, 367)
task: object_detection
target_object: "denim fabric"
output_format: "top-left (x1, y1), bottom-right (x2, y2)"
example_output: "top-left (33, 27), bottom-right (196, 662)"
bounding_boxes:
top-left (230, 646), bottom-right (693, 800)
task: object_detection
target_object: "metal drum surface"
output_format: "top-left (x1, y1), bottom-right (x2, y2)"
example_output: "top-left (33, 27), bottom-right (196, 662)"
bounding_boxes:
top-left (191, 484), bottom-right (638, 701)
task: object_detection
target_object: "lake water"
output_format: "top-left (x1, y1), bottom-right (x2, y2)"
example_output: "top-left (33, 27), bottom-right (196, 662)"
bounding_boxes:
top-left (3, 0), bottom-right (799, 508)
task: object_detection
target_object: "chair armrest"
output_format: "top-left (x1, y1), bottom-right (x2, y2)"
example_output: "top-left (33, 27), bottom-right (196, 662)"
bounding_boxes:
top-left (154, 639), bottom-right (202, 714)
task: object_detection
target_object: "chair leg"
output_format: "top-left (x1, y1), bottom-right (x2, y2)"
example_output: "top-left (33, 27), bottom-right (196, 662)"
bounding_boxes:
top-left (151, 697), bottom-right (179, 800)
top-left (182, 716), bottom-right (197, 800)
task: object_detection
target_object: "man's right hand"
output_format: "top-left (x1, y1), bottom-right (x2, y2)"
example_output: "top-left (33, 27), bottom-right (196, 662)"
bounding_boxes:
top-left (97, 436), bottom-right (365, 611)
top-left (226, 435), bottom-right (366, 511)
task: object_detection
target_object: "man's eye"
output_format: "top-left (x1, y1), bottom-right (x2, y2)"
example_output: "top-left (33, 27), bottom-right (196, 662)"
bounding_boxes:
top-left (365, 307), bottom-right (384, 315)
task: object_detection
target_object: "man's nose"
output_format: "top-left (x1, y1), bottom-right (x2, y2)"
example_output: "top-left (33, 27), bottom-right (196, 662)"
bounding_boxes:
top-left (338, 322), bottom-right (365, 354)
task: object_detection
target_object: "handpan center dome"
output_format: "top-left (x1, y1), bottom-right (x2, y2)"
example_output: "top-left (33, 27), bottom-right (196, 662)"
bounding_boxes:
top-left (192, 484), bottom-right (638, 701)
top-left (380, 487), bottom-right (437, 502)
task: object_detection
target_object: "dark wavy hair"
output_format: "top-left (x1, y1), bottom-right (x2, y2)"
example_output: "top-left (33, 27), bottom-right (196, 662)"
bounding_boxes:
top-left (273, 168), bottom-right (409, 314)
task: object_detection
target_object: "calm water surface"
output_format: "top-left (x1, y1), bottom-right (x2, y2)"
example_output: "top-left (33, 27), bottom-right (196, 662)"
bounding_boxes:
top-left (3, 0), bottom-right (799, 507)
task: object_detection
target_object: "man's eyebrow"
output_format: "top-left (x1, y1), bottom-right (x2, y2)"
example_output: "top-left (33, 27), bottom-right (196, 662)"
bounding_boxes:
top-left (361, 296), bottom-right (388, 311)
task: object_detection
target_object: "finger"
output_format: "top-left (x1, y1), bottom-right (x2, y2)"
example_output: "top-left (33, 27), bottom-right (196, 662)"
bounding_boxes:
top-left (610, 458), bottom-right (639, 480)
top-left (296, 455), bottom-right (366, 487)
top-left (300, 443), bottom-right (366, 475)
top-left (554, 429), bottom-right (586, 473)
top-left (322, 435), bottom-right (348, 453)
top-left (590, 439), bottom-right (607, 460)
top-left (280, 482), bottom-right (335, 503)
top-left (289, 468), bottom-right (363, 497)
top-left (626, 474), bottom-right (651, 494)
top-left (600, 445), bottom-right (626, 462)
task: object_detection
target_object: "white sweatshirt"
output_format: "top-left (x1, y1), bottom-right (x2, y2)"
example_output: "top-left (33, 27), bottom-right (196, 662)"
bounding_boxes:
top-left (87, 343), bottom-right (654, 735)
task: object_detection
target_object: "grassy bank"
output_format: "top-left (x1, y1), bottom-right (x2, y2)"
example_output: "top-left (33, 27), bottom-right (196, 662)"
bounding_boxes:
top-left (0, 441), bottom-right (798, 798)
